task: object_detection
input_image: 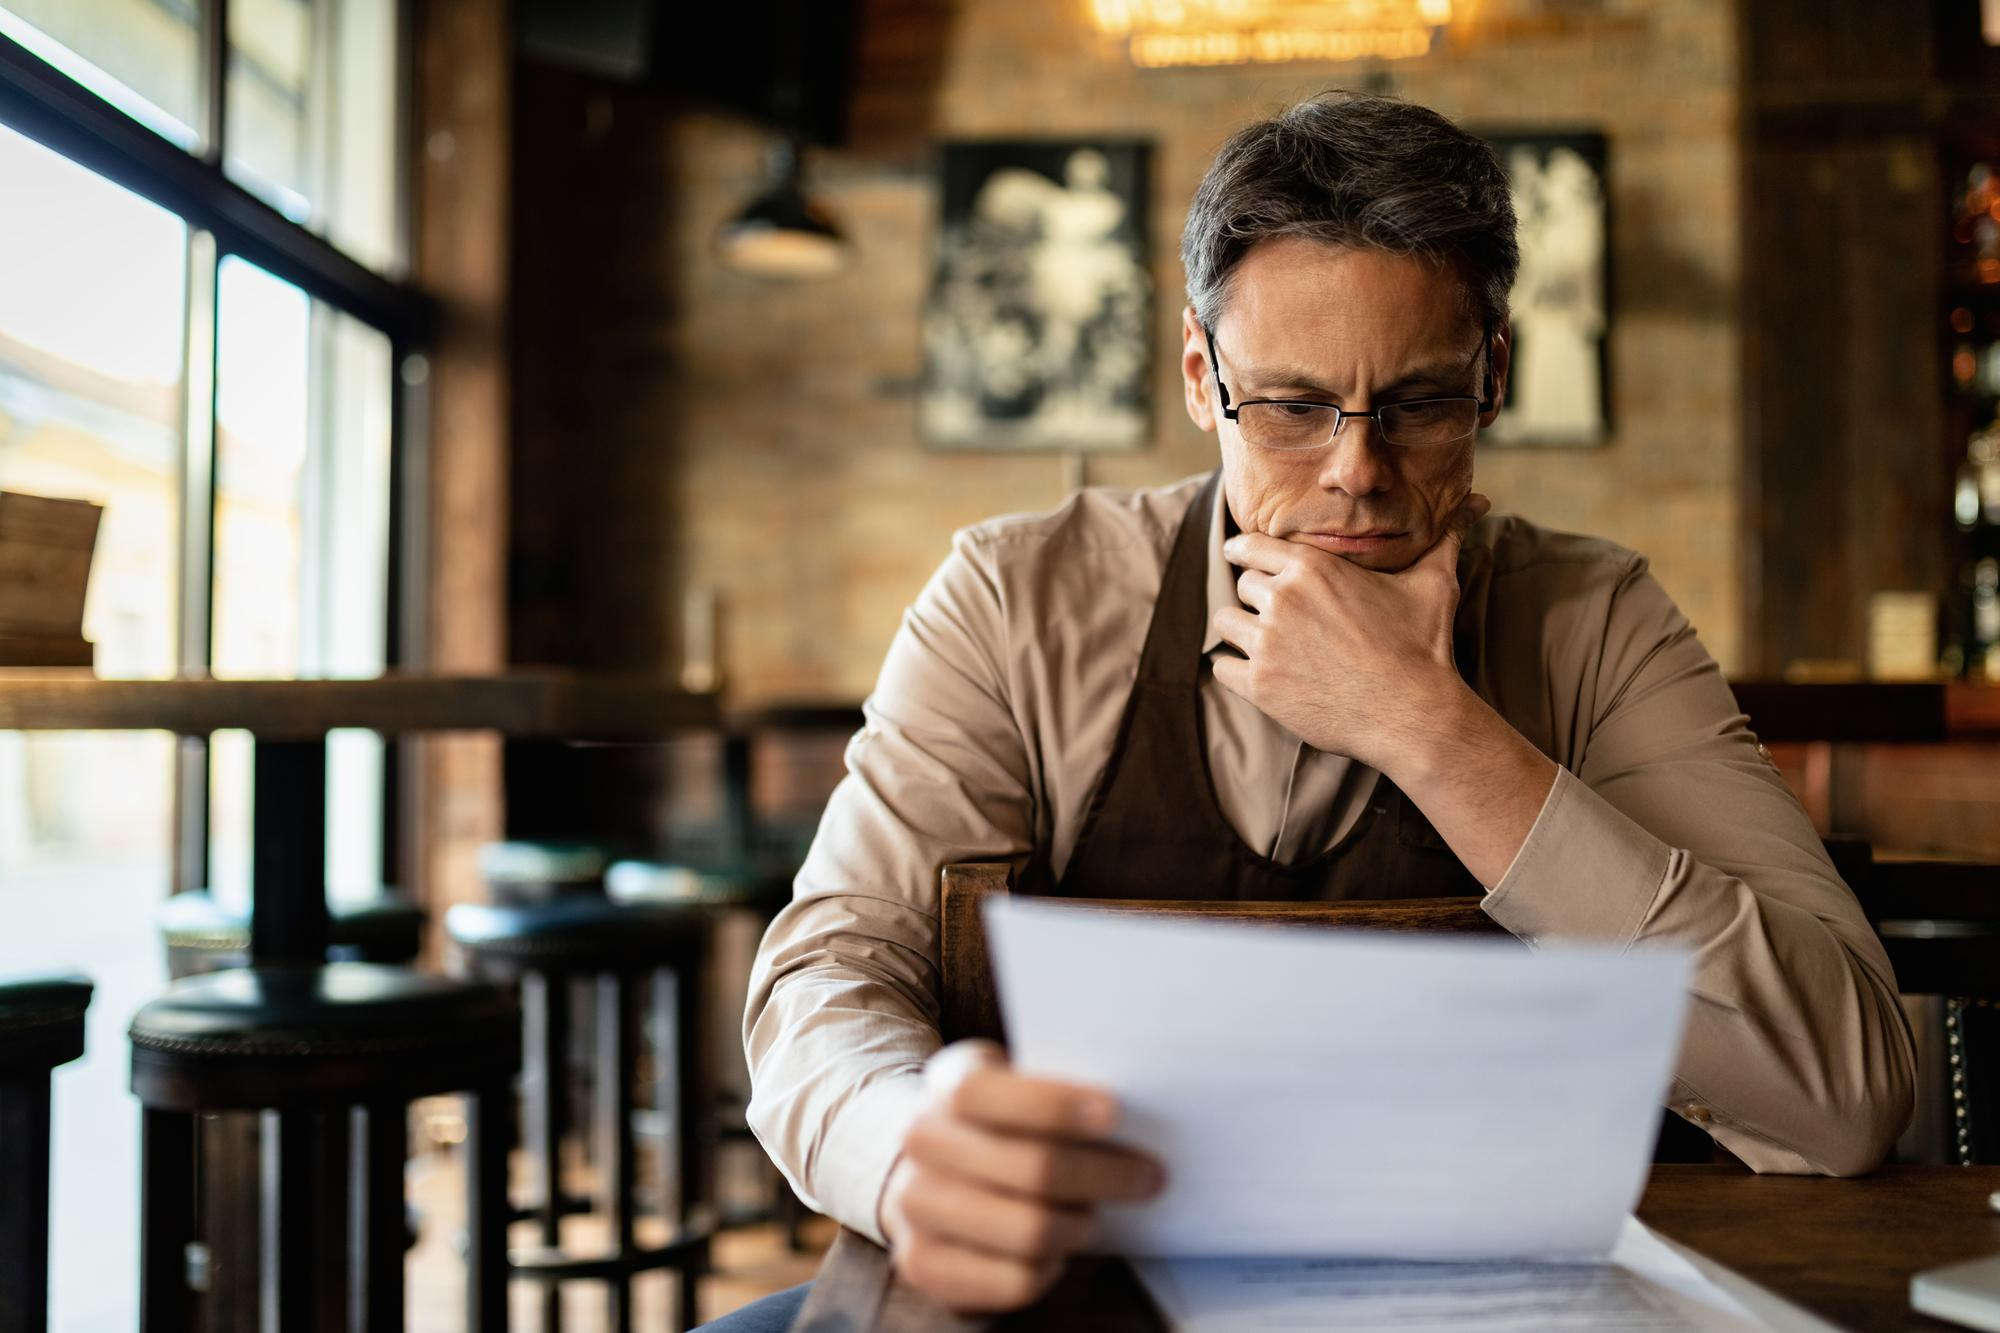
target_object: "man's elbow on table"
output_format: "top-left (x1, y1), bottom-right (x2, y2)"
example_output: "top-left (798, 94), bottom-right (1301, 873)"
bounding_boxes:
top-left (1711, 1034), bottom-right (1916, 1179)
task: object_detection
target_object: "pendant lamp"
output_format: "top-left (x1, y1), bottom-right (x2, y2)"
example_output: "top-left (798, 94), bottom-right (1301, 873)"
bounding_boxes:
top-left (717, 137), bottom-right (848, 279)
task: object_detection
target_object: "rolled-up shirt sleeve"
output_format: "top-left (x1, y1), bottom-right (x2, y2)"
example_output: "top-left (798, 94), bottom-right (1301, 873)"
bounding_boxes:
top-left (742, 532), bottom-right (1037, 1242)
top-left (1481, 555), bottom-right (1916, 1175)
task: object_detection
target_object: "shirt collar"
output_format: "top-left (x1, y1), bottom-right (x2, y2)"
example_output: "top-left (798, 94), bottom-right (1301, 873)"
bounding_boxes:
top-left (1201, 478), bottom-right (1236, 656)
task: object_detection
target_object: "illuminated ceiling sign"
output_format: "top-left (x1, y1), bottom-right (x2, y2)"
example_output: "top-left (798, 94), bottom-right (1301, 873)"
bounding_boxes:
top-left (1091, 0), bottom-right (1454, 68)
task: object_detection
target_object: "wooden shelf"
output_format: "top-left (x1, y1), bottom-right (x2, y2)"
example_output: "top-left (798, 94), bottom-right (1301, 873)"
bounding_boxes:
top-left (0, 671), bottom-right (719, 738)
top-left (1730, 680), bottom-right (2000, 742)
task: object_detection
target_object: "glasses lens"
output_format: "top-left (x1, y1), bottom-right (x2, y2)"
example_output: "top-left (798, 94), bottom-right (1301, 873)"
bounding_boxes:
top-left (1238, 402), bottom-right (1338, 451)
top-left (1380, 399), bottom-right (1479, 447)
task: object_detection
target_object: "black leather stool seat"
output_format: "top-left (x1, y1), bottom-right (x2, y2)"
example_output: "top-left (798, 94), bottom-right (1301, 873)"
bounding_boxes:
top-left (477, 840), bottom-right (609, 904)
top-left (160, 891), bottom-right (425, 977)
top-left (0, 974), bottom-right (92, 1076)
top-left (130, 963), bottom-right (518, 1110)
top-left (447, 897), bottom-right (712, 974)
top-left (132, 963), bottom-right (517, 1330)
top-left (605, 861), bottom-right (794, 914)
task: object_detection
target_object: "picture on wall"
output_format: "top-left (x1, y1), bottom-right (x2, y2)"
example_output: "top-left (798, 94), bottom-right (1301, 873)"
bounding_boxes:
top-left (1481, 132), bottom-right (1610, 447)
top-left (921, 139), bottom-right (1152, 450)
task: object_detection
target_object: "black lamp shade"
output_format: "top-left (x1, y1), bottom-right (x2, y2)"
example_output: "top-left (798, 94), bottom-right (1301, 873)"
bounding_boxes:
top-left (718, 180), bottom-right (847, 278)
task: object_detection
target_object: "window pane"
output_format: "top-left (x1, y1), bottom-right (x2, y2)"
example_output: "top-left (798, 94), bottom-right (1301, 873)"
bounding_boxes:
top-left (0, 0), bottom-right (201, 148)
top-left (227, 0), bottom-right (402, 271)
top-left (0, 119), bottom-right (184, 1333)
top-left (211, 256), bottom-right (393, 909)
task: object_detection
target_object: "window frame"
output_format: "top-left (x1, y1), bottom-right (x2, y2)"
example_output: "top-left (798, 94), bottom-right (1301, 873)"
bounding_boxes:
top-left (0, 1), bottom-right (431, 894)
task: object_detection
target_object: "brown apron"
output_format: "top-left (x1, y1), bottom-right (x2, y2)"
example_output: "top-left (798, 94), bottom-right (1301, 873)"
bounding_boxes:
top-left (1031, 469), bottom-right (1485, 902)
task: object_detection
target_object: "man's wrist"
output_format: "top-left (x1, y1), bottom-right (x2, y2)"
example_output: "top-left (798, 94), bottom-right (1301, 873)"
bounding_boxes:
top-left (1380, 672), bottom-right (1487, 789)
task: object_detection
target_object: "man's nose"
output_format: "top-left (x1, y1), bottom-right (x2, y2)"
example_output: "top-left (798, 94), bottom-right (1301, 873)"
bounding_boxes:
top-left (1315, 416), bottom-right (1396, 497)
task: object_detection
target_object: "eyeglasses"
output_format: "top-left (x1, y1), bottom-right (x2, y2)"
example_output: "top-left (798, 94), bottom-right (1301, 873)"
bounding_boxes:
top-left (1203, 326), bottom-right (1493, 452)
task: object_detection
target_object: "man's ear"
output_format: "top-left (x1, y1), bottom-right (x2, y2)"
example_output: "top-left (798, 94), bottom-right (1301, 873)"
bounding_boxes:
top-left (1181, 306), bottom-right (1217, 433)
top-left (1479, 320), bottom-right (1512, 428)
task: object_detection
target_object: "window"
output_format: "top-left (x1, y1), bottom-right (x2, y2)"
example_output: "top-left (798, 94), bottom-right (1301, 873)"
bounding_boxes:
top-left (0, 7), bottom-right (419, 1326)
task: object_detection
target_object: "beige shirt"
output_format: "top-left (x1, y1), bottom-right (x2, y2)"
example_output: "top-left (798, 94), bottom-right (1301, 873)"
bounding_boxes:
top-left (744, 474), bottom-right (1916, 1244)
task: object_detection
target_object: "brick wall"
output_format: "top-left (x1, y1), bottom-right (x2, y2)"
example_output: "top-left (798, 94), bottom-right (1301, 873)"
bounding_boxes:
top-left (510, 0), bottom-right (1744, 701)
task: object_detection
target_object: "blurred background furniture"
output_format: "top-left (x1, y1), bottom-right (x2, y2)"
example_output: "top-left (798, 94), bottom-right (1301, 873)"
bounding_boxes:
top-left (448, 896), bottom-right (717, 1333)
top-left (129, 963), bottom-right (518, 1332)
top-left (0, 974), bottom-right (91, 1333)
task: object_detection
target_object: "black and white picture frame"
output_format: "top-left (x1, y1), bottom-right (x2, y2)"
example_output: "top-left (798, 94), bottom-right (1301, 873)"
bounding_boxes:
top-left (921, 139), bottom-right (1152, 451)
top-left (1481, 132), bottom-right (1610, 447)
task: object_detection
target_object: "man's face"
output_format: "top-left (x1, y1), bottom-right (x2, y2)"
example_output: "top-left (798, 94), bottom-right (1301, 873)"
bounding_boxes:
top-left (1179, 237), bottom-right (1509, 573)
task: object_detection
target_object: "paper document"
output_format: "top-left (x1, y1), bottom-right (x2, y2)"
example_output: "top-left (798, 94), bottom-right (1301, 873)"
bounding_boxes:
top-left (1131, 1218), bottom-right (1784, 1332)
top-left (983, 898), bottom-right (1693, 1260)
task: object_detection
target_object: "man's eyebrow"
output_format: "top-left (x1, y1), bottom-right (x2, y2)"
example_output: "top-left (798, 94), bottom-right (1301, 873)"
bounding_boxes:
top-left (1236, 356), bottom-right (1479, 399)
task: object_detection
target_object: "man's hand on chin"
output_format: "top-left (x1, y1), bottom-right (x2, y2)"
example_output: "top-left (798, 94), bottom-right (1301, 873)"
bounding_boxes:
top-left (1209, 492), bottom-right (1490, 773)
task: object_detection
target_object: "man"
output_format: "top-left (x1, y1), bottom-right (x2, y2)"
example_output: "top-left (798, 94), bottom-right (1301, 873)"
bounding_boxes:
top-left (705, 93), bottom-right (1915, 1329)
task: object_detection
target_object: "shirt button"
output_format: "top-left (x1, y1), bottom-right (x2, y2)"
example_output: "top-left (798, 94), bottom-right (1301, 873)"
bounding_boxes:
top-left (1682, 1102), bottom-right (1714, 1125)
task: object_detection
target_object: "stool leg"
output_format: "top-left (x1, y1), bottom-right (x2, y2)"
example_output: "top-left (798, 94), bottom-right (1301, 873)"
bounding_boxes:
top-left (0, 1074), bottom-right (53, 1333)
top-left (671, 953), bottom-right (714, 1218)
top-left (595, 973), bottom-right (636, 1333)
top-left (351, 1104), bottom-right (406, 1332)
top-left (263, 1110), bottom-right (322, 1332)
top-left (314, 1110), bottom-right (354, 1333)
top-left (141, 1107), bottom-right (196, 1333)
top-left (660, 960), bottom-right (692, 1216)
top-left (464, 1080), bottom-right (511, 1333)
top-left (204, 1112), bottom-right (262, 1332)
top-left (524, 970), bottom-right (565, 1333)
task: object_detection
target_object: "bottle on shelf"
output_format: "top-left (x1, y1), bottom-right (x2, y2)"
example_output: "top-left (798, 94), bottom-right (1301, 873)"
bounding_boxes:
top-left (1947, 409), bottom-right (2000, 680)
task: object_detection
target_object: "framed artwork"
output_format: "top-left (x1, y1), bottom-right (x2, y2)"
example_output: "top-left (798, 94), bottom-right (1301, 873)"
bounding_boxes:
top-left (1481, 132), bottom-right (1610, 447)
top-left (921, 139), bottom-right (1152, 450)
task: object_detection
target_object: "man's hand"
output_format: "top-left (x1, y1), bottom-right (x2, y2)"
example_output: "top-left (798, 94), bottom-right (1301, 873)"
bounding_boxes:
top-left (879, 1040), bottom-right (1165, 1313)
top-left (1210, 494), bottom-right (1491, 774)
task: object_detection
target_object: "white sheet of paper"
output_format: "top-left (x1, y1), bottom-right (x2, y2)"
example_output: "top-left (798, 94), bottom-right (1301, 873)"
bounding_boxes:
top-left (984, 897), bottom-right (1693, 1260)
top-left (1130, 1218), bottom-right (1790, 1332)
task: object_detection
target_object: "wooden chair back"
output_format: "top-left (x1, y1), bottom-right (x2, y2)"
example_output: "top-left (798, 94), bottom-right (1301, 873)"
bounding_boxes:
top-left (936, 862), bottom-right (1504, 1046)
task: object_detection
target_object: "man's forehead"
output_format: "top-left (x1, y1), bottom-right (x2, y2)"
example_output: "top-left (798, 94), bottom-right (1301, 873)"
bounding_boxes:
top-left (1214, 238), bottom-right (1481, 381)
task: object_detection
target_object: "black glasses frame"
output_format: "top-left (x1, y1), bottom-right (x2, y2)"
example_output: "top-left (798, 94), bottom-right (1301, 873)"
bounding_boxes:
top-left (1202, 324), bottom-right (1495, 449)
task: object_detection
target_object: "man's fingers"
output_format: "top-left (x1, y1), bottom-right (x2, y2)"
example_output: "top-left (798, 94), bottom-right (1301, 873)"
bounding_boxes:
top-left (1451, 492), bottom-right (1493, 538)
top-left (1235, 569), bottom-right (1275, 614)
top-left (903, 1113), bottom-right (1165, 1205)
top-left (1221, 530), bottom-right (1294, 575)
top-left (1211, 654), bottom-right (1250, 700)
top-left (895, 1233), bottom-right (1063, 1314)
top-left (898, 1169), bottom-right (1100, 1261)
top-left (1211, 606), bottom-right (1260, 656)
top-left (951, 1065), bottom-right (1121, 1138)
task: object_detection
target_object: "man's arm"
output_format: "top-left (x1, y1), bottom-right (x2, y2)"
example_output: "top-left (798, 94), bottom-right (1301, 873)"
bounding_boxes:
top-left (742, 532), bottom-right (1160, 1313)
top-left (1469, 557), bottom-right (1915, 1175)
top-left (1215, 514), bottom-right (1915, 1175)
top-left (742, 536), bottom-right (1031, 1238)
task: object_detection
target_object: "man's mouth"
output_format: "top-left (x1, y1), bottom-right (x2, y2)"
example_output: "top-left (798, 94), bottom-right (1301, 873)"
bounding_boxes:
top-left (1294, 530), bottom-right (1406, 555)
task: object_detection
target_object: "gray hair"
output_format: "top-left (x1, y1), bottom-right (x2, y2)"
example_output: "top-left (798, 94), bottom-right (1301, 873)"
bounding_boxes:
top-left (1181, 92), bottom-right (1519, 336)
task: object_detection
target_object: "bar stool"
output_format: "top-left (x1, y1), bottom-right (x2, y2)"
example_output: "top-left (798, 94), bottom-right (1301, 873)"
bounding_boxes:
top-left (605, 861), bottom-right (811, 1245)
top-left (447, 897), bottom-right (716, 1333)
top-left (129, 964), bottom-right (519, 1332)
top-left (0, 975), bottom-right (92, 1333)
top-left (479, 841), bottom-right (610, 904)
top-left (160, 889), bottom-right (426, 979)
top-left (155, 888), bottom-right (434, 1307)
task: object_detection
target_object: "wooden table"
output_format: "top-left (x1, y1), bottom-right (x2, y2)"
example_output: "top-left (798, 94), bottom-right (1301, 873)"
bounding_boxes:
top-left (793, 1164), bottom-right (2000, 1331)
top-left (0, 671), bottom-right (718, 963)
